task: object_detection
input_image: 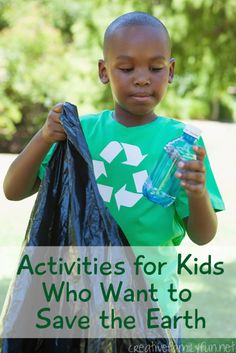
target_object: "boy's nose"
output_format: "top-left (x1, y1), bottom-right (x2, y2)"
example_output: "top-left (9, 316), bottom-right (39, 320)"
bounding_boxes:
top-left (133, 74), bottom-right (151, 86)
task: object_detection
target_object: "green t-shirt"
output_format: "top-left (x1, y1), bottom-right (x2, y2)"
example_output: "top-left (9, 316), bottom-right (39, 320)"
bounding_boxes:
top-left (39, 110), bottom-right (224, 246)
top-left (38, 110), bottom-right (225, 317)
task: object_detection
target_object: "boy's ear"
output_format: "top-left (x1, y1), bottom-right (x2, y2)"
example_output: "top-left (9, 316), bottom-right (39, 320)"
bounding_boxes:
top-left (168, 58), bottom-right (175, 84)
top-left (98, 59), bottom-right (109, 84)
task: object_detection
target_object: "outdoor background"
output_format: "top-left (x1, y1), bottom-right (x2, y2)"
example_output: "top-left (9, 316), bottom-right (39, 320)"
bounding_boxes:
top-left (0, 0), bottom-right (236, 347)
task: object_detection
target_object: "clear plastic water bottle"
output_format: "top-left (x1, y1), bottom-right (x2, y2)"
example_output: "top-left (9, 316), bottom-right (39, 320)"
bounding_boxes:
top-left (142, 124), bottom-right (201, 207)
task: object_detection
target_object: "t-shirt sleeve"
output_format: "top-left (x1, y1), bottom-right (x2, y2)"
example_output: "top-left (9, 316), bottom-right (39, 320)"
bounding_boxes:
top-left (175, 136), bottom-right (225, 220)
top-left (38, 144), bottom-right (57, 181)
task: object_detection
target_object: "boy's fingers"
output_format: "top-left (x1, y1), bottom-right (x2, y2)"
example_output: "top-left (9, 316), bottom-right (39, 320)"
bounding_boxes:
top-left (52, 103), bottom-right (64, 113)
top-left (181, 182), bottom-right (205, 193)
top-left (178, 160), bottom-right (205, 173)
top-left (192, 145), bottom-right (206, 161)
top-left (52, 126), bottom-right (66, 134)
top-left (53, 132), bottom-right (67, 140)
top-left (50, 111), bottom-right (62, 124)
top-left (175, 171), bottom-right (205, 183)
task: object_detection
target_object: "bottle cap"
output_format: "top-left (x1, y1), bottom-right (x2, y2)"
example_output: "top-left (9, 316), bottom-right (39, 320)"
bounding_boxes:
top-left (184, 124), bottom-right (201, 138)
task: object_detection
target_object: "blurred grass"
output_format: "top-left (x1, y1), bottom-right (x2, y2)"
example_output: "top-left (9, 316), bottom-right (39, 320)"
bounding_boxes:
top-left (0, 154), bottom-right (37, 246)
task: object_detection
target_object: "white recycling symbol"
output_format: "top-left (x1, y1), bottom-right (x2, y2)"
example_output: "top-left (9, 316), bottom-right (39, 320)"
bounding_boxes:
top-left (93, 141), bottom-right (148, 210)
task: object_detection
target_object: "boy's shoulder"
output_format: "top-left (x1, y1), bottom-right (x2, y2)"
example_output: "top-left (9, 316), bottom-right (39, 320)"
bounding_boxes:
top-left (79, 110), bottom-right (111, 132)
top-left (157, 115), bottom-right (188, 137)
top-left (80, 110), bottom-right (110, 123)
top-left (160, 115), bottom-right (186, 128)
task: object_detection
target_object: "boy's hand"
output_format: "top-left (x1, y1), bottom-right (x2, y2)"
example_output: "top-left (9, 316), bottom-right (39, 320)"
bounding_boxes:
top-left (175, 145), bottom-right (206, 198)
top-left (41, 103), bottom-right (67, 144)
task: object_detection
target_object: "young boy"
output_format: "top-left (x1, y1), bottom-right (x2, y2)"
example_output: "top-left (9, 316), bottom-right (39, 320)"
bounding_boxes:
top-left (3, 11), bottom-right (224, 346)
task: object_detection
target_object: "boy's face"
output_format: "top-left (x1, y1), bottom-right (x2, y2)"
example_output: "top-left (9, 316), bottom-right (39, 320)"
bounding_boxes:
top-left (99, 25), bottom-right (175, 124)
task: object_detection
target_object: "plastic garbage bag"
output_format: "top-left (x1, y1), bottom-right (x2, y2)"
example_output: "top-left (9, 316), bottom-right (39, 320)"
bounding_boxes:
top-left (0, 103), bottom-right (179, 353)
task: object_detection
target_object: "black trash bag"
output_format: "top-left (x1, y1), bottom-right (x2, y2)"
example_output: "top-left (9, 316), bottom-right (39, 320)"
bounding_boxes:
top-left (1, 103), bottom-right (179, 353)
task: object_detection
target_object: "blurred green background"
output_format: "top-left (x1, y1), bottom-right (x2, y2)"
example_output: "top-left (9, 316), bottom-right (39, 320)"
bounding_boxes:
top-left (0, 0), bottom-right (236, 152)
top-left (0, 0), bottom-right (236, 347)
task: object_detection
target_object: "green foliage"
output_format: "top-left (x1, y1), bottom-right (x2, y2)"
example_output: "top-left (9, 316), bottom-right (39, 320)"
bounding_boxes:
top-left (0, 0), bottom-right (235, 150)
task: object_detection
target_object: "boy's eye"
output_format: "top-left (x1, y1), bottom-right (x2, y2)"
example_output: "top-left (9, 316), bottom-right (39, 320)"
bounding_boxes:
top-left (150, 67), bottom-right (163, 72)
top-left (118, 66), bottom-right (163, 72)
top-left (119, 68), bottom-right (133, 72)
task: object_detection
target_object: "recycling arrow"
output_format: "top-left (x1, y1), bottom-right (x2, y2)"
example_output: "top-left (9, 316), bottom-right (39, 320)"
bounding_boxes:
top-left (97, 184), bottom-right (113, 202)
top-left (133, 170), bottom-right (149, 193)
top-left (93, 160), bottom-right (107, 179)
top-left (115, 184), bottom-right (143, 210)
top-left (121, 143), bottom-right (147, 167)
top-left (100, 141), bottom-right (123, 163)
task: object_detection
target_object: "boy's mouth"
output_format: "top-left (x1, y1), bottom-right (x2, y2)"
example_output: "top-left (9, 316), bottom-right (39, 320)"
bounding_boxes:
top-left (132, 92), bottom-right (152, 97)
top-left (131, 92), bottom-right (154, 102)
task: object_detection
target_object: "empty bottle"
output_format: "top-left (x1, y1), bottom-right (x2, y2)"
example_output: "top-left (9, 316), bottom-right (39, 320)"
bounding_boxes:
top-left (142, 124), bottom-right (201, 207)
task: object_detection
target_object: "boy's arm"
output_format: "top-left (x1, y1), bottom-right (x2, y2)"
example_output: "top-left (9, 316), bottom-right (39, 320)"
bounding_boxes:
top-left (183, 191), bottom-right (217, 245)
top-left (3, 103), bottom-right (66, 201)
top-left (175, 145), bottom-right (218, 245)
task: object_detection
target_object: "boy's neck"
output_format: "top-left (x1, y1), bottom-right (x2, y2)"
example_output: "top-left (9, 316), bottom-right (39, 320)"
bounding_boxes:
top-left (113, 108), bottom-right (157, 127)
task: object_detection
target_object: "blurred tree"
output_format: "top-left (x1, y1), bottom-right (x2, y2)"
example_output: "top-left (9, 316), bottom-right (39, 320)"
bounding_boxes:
top-left (158, 0), bottom-right (236, 121)
top-left (0, 0), bottom-right (235, 152)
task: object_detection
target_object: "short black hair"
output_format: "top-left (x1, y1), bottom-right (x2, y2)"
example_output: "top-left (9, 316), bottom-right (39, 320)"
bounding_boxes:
top-left (103, 11), bottom-right (171, 57)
